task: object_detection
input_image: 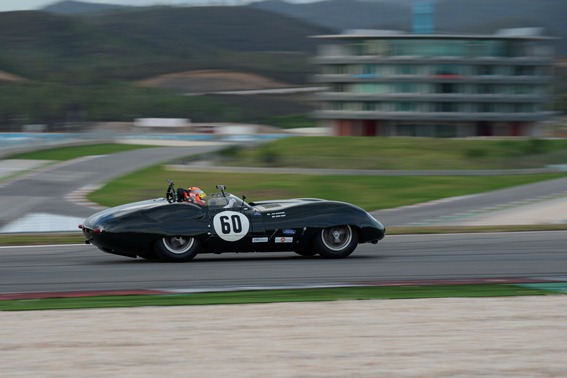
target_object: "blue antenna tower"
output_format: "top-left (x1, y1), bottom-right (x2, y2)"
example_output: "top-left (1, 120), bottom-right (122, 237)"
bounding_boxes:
top-left (413, 1), bottom-right (435, 34)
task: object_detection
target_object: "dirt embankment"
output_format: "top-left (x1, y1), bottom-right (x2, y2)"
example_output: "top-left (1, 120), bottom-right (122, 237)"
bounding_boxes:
top-left (135, 70), bottom-right (290, 93)
top-left (0, 70), bottom-right (25, 82)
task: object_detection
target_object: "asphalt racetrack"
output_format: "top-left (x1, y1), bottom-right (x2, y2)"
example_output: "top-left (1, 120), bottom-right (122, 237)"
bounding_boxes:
top-left (2, 231), bottom-right (566, 294)
top-left (1, 143), bottom-right (566, 295)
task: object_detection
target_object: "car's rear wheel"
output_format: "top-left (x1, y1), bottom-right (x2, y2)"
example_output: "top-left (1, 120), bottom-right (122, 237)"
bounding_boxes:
top-left (154, 236), bottom-right (201, 262)
top-left (314, 225), bottom-right (358, 259)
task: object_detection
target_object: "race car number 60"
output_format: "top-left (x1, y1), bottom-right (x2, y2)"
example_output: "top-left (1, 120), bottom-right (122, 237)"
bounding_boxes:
top-left (213, 211), bottom-right (250, 241)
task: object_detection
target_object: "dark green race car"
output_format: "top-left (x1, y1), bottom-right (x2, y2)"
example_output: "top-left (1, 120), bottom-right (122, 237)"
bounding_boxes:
top-left (81, 182), bottom-right (385, 262)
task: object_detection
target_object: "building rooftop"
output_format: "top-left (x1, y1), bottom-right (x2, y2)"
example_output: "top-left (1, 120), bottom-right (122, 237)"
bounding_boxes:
top-left (312, 28), bottom-right (555, 41)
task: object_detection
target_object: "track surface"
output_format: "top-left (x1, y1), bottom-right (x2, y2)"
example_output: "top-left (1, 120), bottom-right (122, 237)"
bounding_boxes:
top-left (1, 144), bottom-right (567, 295)
top-left (376, 176), bottom-right (567, 226)
top-left (1, 231), bottom-right (566, 294)
top-left (0, 145), bottom-right (225, 227)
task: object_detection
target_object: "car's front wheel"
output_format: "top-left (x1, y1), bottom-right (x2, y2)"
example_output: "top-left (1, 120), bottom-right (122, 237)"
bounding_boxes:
top-left (154, 236), bottom-right (202, 262)
top-left (314, 225), bottom-right (358, 259)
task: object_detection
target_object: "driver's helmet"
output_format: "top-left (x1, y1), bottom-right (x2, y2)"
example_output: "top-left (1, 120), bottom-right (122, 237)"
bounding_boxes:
top-left (186, 186), bottom-right (206, 206)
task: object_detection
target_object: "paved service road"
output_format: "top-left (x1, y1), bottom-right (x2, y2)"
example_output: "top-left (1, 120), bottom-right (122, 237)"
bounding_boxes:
top-left (0, 144), bottom-right (225, 229)
top-left (375, 176), bottom-right (567, 226)
top-left (1, 231), bottom-right (566, 294)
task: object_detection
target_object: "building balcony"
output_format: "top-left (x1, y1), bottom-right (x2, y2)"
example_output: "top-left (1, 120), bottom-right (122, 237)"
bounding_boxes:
top-left (315, 92), bottom-right (551, 103)
top-left (312, 74), bottom-right (553, 85)
top-left (313, 55), bottom-right (554, 66)
top-left (313, 110), bottom-right (553, 122)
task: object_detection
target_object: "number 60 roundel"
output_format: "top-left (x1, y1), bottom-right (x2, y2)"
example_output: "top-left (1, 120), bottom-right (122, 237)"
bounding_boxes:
top-left (212, 211), bottom-right (251, 241)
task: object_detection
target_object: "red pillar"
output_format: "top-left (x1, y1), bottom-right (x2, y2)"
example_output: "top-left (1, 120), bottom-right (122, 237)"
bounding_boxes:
top-left (510, 122), bottom-right (522, 137)
top-left (363, 120), bottom-right (378, 136)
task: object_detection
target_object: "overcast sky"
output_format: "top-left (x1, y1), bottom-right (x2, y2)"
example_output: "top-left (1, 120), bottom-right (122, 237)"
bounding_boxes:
top-left (0, 0), bottom-right (279, 12)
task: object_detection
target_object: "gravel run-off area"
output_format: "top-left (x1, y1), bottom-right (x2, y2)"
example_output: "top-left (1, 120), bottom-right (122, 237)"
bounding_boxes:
top-left (2, 296), bottom-right (566, 377)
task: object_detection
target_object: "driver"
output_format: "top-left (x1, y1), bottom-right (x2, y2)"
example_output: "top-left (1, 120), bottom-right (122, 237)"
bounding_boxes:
top-left (178, 186), bottom-right (207, 206)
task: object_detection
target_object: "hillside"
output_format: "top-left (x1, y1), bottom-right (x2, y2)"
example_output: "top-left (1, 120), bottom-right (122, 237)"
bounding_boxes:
top-left (250, 0), bottom-right (408, 31)
top-left (0, 5), bottom-right (329, 130)
top-left (0, 0), bottom-right (564, 131)
top-left (250, 0), bottom-right (567, 56)
top-left (0, 6), bottom-right (330, 84)
top-left (38, 0), bottom-right (567, 56)
top-left (42, 0), bottom-right (129, 15)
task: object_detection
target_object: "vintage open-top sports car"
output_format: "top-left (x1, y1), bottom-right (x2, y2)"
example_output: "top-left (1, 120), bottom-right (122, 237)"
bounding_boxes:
top-left (81, 180), bottom-right (385, 262)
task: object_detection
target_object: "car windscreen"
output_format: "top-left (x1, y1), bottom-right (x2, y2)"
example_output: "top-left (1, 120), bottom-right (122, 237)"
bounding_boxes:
top-left (205, 193), bottom-right (244, 209)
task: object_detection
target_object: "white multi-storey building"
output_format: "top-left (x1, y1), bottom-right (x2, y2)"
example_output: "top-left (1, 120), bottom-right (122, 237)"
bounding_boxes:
top-left (312, 28), bottom-right (555, 137)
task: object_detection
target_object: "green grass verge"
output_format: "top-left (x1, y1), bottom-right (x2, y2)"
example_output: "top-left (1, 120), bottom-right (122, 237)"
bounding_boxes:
top-left (88, 164), bottom-right (566, 210)
top-left (0, 285), bottom-right (558, 311)
top-left (221, 137), bottom-right (567, 170)
top-left (0, 233), bottom-right (85, 246)
top-left (6, 143), bottom-right (156, 161)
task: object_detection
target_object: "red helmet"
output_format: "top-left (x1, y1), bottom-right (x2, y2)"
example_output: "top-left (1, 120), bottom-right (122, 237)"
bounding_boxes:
top-left (187, 187), bottom-right (206, 205)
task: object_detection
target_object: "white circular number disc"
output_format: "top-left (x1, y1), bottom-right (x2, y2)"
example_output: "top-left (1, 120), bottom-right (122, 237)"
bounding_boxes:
top-left (213, 211), bottom-right (250, 242)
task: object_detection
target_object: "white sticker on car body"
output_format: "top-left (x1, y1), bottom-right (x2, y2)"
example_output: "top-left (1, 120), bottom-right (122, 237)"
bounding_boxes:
top-left (275, 237), bottom-right (293, 243)
top-left (212, 211), bottom-right (250, 242)
top-left (268, 211), bottom-right (286, 219)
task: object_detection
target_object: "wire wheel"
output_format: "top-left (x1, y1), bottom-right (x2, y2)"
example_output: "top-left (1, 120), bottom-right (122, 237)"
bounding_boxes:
top-left (155, 236), bottom-right (201, 262)
top-left (162, 236), bottom-right (195, 254)
top-left (321, 226), bottom-right (353, 251)
top-left (315, 225), bottom-right (358, 259)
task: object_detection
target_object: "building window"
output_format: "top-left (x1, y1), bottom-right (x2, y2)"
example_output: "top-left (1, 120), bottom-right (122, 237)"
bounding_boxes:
top-left (513, 103), bottom-right (537, 113)
top-left (351, 40), bottom-right (389, 56)
top-left (467, 41), bottom-right (483, 57)
top-left (345, 102), bottom-right (362, 111)
top-left (435, 125), bottom-right (457, 137)
top-left (513, 66), bottom-right (536, 76)
top-left (397, 65), bottom-right (417, 75)
top-left (351, 43), bottom-right (364, 56)
top-left (480, 103), bottom-right (494, 113)
top-left (396, 102), bottom-right (417, 112)
top-left (478, 65), bottom-right (496, 76)
top-left (435, 64), bottom-right (460, 76)
top-left (362, 102), bottom-right (382, 112)
top-left (485, 40), bottom-right (506, 57)
top-left (375, 83), bottom-right (391, 94)
top-left (435, 102), bottom-right (456, 112)
top-left (497, 103), bottom-right (512, 113)
top-left (331, 83), bottom-right (347, 92)
top-left (397, 124), bottom-right (417, 136)
top-left (396, 83), bottom-right (417, 93)
top-left (421, 103), bottom-right (433, 112)
top-left (536, 66), bottom-right (551, 76)
top-left (435, 82), bottom-right (457, 94)
top-left (332, 102), bottom-right (344, 111)
top-left (362, 64), bottom-right (376, 75)
top-left (336, 65), bottom-right (348, 74)
top-left (479, 84), bottom-right (495, 94)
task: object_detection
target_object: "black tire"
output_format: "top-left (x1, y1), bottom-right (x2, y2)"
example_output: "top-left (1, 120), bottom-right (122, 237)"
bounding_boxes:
top-left (154, 236), bottom-right (202, 262)
top-left (314, 225), bottom-right (358, 259)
